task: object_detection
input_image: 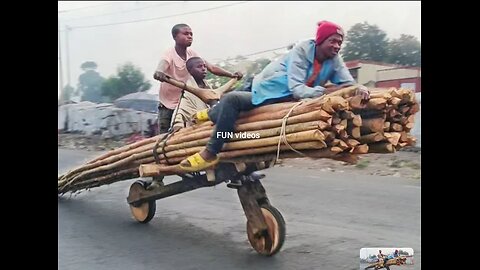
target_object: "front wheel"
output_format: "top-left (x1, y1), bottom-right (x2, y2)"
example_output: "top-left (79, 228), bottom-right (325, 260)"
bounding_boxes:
top-left (246, 204), bottom-right (286, 256)
top-left (128, 180), bottom-right (156, 223)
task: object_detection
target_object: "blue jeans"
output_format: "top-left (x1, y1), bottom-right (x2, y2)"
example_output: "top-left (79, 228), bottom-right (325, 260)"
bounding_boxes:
top-left (206, 92), bottom-right (257, 154)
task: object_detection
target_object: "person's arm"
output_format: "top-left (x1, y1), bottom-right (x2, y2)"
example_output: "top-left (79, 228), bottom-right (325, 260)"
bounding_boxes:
top-left (205, 60), bottom-right (243, 79)
top-left (287, 45), bottom-right (327, 99)
top-left (153, 59), bottom-right (170, 81)
top-left (330, 57), bottom-right (370, 100)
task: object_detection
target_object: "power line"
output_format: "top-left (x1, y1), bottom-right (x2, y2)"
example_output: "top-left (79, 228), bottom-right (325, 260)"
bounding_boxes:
top-left (69, 1), bottom-right (249, 29)
top-left (61, 2), bottom-right (181, 22)
top-left (213, 45), bottom-right (291, 63)
top-left (241, 46), bottom-right (290, 58)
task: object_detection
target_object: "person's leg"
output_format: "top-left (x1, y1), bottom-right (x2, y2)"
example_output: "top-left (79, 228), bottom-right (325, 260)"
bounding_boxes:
top-left (157, 104), bottom-right (174, 134)
top-left (205, 91), bottom-right (256, 155)
top-left (180, 92), bottom-right (256, 169)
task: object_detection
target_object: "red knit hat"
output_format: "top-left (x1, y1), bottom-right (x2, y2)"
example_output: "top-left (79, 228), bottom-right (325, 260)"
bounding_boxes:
top-left (316, 21), bottom-right (344, 45)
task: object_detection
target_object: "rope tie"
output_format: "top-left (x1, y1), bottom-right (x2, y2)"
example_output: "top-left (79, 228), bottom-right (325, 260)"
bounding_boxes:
top-left (275, 101), bottom-right (308, 164)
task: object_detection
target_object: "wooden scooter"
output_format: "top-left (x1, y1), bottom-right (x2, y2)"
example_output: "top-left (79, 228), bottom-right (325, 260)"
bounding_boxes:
top-left (126, 161), bottom-right (286, 256)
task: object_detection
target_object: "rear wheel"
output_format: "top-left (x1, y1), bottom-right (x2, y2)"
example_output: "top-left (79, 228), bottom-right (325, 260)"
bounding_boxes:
top-left (246, 204), bottom-right (286, 256)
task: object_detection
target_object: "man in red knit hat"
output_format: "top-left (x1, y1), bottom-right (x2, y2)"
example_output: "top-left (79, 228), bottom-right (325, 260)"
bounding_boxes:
top-left (179, 20), bottom-right (370, 173)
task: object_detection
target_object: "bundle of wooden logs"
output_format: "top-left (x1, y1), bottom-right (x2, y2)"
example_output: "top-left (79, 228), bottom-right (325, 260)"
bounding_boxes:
top-left (58, 86), bottom-right (418, 194)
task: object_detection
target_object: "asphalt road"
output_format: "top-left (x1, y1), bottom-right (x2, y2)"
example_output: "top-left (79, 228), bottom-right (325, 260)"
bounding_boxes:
top-left (58, 149), bottom-right (420, 270)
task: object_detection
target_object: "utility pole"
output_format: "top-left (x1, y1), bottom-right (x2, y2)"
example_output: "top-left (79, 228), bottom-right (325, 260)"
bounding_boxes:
top-left (65, 25), bottom-right (72, 87)
top-left (58, 19), bottom-right (65, 101)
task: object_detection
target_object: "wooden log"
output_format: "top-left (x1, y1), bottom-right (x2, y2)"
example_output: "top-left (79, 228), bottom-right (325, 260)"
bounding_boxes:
top-left (346, 138), bottom-right (361, 148)
top-left (76, 116), bottom-right (331, 178)
top-left (384, 121), bottom-right (391, 131)
top-left (398, 105), bottom-right (410, 114)
top-left (236, 109), bottom-right (333, 132)
top-left (164, 120), bottom-right (329, 154)
top-left (352, 115), bottom-right (362, 127)
top-left (408, 103), bottom-right (420, 115)
top-left (352, 109), bottom-right (385, 120)
top-left (140, 141), bottom-right (329, 176)
top-left (337, 129), bottom-right (349, 140)
top-left (405, 134), bottom-right (417, 146)
top-left (351, 144), bottom-right (369, 154)
top-left (390, 97), bottom-right (402, 107)
top-left (360, 118), bottom-right (385, 134)
top-left (322, 130), bottom-right (336, 142)
top-left (237, 96), bottom-right (344, 125)
top-left (348, 95), bottom-right (366, 110)
top-left (368, 142), bottom-right (395, 153)
top-left (222, 129), bottom-right (325, 151)
top-left (238, 102), bottom-right (298, 118)
top-left (347, 126), bottom-right (361, 139)
top-left (405, 122), bottom-right (414, 129)
top-left (324, 84), bottom-right (360, 98)
top-left (366, 98), bottom-right (387, 110)
top-left (391, 88), bottom-right (413, 101)
top-left (153, 129), bottom-right (326, 162)
top-left (396, 142), bottom-right (409, 149)
top-left (370, 91), bottom-right (392, 99)
top-left (321, 96), bottom-right (349, 113)
top-left (359, 132), bottom-right (385, 144)
top-left (390, 123), bottom-right (403, 132)
top-left (219, 141), bottom-right (327, 159)
top-left (147, 146), bottom-right (349, 176)
top-left (388, 109), bottom-right (401, 119)
top-left (331, 112), bottom-right (342, 125)
top-left (384, 132), bottom-right (402, 145)
top-left (340, 110), bottom-right (355, 120)
top-left (339, 119), bottom-right (348, 128)
top-left (332, 139), bottom-right (350, 150)
top-left (139, 164), bottom-right (163, 177)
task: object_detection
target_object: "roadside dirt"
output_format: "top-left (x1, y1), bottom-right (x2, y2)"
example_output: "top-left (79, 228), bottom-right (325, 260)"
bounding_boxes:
top-left (277, 150), bottom-right (421, 180)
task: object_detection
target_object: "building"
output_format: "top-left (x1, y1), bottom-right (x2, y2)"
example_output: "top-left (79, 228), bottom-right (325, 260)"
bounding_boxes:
top-left (345, 60), bottom-right (421, 92)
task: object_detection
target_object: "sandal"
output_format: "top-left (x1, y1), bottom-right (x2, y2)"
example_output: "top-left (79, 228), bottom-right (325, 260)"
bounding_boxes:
top-left (179, 152), bottom-right (219, 172)
top-left (193, 109), bottom-right (210, 123)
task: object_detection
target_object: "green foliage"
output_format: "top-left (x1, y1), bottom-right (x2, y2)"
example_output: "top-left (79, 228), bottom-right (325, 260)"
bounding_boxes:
top-left (101, 62), bottom-right (151, 101)
top-left (77, 62), bottom-right (105, 103)
top-left (342, 22), bottom-right (389, 62)
top-left (386, 34), bottom-right (421, 67)
top-left (80, 61), bottom-right (98, 70)
top-left (61, 84), bottom-right (75, 101)
top-left (342, 22), bottom-right (421, 67)
top-left (206, 57), bottom-right (271, 90)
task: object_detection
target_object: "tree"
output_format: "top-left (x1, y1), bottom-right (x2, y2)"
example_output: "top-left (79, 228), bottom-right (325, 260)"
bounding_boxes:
top-left (61, 84), bottom-right (75, 102)
top-left (386, 34), bottom-right (421, 67)
top-left (77, 61), bottom-right (105, 103)
top-left (206, 60), bottom-right (237, 88)
top-left (342, 22), bottom-right (389, 62)
top-left (101, 62), bottom-right (151, 101)
top-left (80, 61), bottom-right (98, 70)
top-left (205, 57), bottom-right (271, 91)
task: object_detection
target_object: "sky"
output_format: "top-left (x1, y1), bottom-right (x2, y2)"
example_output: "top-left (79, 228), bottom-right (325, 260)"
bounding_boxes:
top-left (58, 1), bottom-right (421, 98)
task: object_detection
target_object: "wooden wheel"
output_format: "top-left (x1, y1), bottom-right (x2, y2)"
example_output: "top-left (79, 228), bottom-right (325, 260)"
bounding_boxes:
top-left (246, 204), bottom-right (286, 256)
top-left (129, 180), bottom-right (156, 223)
